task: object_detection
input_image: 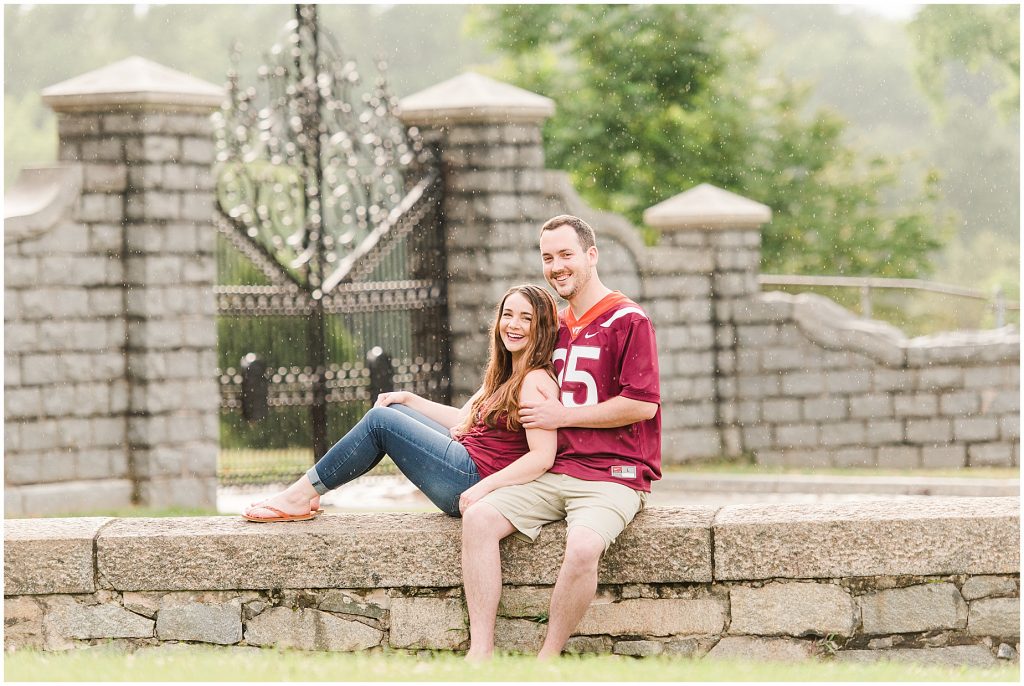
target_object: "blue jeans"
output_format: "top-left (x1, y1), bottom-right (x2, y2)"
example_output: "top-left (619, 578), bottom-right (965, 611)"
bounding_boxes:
top-left (306, 404), bottom-right (480, 516)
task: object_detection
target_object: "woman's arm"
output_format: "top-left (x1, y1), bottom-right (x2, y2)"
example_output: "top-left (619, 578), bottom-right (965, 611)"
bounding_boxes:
top-left (458, 370), bottom-right (559, 514)
top-left (375, 389), bottom-right (478, 430)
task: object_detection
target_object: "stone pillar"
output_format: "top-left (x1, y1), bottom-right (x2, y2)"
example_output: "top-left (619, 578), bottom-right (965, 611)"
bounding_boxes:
top-left (398, 73), bottom-right (555, 402)
top-left (42, 57), bottom-right (223, 508)
top-left (644, 184), bottom-right (771, 459)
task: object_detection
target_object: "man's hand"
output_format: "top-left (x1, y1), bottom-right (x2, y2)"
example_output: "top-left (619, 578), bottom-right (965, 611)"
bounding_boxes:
top-left (519, 386), bottom-right (566, 430)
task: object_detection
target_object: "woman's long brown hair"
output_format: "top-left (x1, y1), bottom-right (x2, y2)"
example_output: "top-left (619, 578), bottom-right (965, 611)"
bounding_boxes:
top-left (457, 284), bottom-right (559, 434)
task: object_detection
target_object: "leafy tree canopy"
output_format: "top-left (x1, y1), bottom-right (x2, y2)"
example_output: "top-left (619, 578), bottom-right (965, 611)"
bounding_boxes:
top-left (909, 4), bottom-right (1020, 118)
top-left (469, 4), bottom-right (948, 278)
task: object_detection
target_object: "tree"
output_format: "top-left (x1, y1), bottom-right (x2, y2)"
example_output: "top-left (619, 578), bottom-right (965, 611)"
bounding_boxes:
top-left (909, 4), bottom-right (1020, 118)
top-left (3, 4), bottom-right (488, 189)
top-left (470, 4), bottom-right (947, 277)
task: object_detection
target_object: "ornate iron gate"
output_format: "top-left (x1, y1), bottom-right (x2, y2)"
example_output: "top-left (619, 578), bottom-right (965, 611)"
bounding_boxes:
top-left (213, 5), bottom-right (450, 485)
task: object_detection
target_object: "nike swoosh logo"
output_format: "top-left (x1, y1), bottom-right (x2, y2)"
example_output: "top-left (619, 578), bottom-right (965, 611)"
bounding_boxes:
top-left (584, 332), bottom-right (599, 339)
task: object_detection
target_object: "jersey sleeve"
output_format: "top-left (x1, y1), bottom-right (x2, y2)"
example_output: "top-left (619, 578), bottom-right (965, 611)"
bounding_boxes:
top-left (617, 316), bottom-right (661, 404)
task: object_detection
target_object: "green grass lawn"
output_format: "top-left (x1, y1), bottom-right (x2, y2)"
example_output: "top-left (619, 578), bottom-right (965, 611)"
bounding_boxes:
top-left (4, 646), bottom-right (1019, 682)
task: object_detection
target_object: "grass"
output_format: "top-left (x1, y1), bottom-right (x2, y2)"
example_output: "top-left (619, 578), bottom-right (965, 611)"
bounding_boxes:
top-left (218, 448), bottom-right (397, 486)
top-left (4, 646), bottom-right (1019, 682)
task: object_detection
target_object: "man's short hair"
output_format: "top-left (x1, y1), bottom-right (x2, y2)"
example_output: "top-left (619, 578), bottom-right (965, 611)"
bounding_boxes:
top-left (539, 214), bottom-right (596, 251)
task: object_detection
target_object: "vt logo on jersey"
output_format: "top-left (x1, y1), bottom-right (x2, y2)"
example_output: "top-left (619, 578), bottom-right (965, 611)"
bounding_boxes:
top-left (610, 465), bottom-right (637, 480)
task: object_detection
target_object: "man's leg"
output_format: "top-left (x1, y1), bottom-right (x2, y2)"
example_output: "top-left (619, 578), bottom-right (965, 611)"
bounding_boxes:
top-left (537, 526), bottom-right (606, 660)
top-left (462, 502), bottom-right (517, 661)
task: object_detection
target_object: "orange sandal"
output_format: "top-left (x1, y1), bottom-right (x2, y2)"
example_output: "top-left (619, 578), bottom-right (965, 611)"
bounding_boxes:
top-left (242, 505), bottom-right (319, 523)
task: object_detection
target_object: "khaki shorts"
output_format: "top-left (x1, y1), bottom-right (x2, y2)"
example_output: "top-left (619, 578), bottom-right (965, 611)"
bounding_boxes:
top-left (479, 472), bottom-right (647, 552)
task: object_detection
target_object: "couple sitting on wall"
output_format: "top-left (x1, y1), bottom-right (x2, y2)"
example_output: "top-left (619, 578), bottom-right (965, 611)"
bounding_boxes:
top-left (243, 215), bottom-right (662, 661)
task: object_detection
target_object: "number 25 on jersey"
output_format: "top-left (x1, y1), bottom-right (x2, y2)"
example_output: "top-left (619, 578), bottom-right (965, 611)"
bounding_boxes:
top-left (553, 346), bottom-right (600, 407)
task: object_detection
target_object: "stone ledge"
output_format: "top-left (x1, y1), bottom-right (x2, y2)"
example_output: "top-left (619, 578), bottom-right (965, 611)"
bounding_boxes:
top-left (4, 517), bottom-right (111, 595)
top-left (93, 507), bottom-right (711, 592)
top-left (779, 292), bottom-right (1019, 367)
top-left (397, 73), bottom-right (554, 126)
top-left (714, 497), bottom-right (1019, 580)
top-left (6, 500), bottom-right (1017, 596)
top-left (42, 56), bottom-right (223, 113)
top-left (4, 165), bottom-right (83, 245)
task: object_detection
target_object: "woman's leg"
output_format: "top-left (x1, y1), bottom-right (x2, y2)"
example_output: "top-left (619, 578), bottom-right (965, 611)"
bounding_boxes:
top-left (309, 405), bottom-right (479, 515)
top-left (245, 405), bottom-right (476, 518)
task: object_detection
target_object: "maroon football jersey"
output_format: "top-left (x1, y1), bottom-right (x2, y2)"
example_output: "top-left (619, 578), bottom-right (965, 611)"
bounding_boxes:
top-left (549, 295), bottom-right (662, 492)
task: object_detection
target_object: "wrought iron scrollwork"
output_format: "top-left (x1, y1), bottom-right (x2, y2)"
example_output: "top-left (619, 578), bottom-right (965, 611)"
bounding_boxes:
top-left (213, 5), bottom-right (449, 477)
top-left (212, 3), bottom-right (431, 292)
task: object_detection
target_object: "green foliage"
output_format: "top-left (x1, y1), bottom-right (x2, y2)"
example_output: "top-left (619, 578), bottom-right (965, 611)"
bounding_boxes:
top-left (745, 5), bottom-right (1018, 302)
top-left (3, 4), bottom-right (488, 189)
top-left (471, 5), bottom-right (948, 278)
top-left (4, 92), bottom-right (54, 186)
top-left (909, 4), bottom-right (1020, 118)
top-left (5, 645), bottom-right (1019, 682)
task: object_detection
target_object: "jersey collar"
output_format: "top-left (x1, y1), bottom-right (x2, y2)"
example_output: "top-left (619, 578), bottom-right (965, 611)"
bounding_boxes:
top-left (563, 291), bottom-right (632, 342)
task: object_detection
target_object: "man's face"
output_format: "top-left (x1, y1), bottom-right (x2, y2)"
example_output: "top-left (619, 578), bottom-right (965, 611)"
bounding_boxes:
top-left (540, 224), bottom-right (596, 302)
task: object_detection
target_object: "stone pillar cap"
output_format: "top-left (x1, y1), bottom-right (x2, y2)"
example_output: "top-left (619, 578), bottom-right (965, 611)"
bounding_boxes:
top-left (41, 56), bottom-right (224, 113)
top-left (397, 72), bottom-right (554, 126)
top-left (643, 183), bottom-right (771, 231)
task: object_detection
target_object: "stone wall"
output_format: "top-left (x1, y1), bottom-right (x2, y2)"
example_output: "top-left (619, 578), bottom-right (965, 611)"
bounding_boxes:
top-left (4, 499), bottom-right (1019, 665)
top-left (398, 74), bottom-right (557, 401)
top-left (3, 57), bottom-right (222, 515)
top-left (723, 293), bottom-right (1019, 469)
top-left (397, 74), bottom-right (1020, 468)
top-left (5, 64), bottom-right (1019, 518)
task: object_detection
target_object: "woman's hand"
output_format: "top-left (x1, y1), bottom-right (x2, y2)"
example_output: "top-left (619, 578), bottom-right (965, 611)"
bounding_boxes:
top-left (374, 391), bottom-right (411, 408)
top-left (458, 482), bottom-right (492, 515)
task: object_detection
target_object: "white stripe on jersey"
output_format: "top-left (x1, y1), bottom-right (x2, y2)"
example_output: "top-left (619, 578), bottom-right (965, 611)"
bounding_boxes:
top-left (599, 306), bottom-right (647, 328)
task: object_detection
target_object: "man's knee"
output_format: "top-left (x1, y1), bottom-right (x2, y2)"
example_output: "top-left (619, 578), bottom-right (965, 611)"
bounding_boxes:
top-left (462, 502), bottom-right (513, 541)
top-left (562, 527), bottom-right (605, 572)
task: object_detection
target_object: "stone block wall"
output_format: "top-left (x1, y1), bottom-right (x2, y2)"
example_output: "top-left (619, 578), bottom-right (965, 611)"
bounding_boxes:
top-left (539, 174), bottom-right (1020, 468)
top-left (398, 74), bottom-right (1020, 468)
top-left (398, 76), bottom-right (557, 402)
top-left (423, 123), bottom-right (551, 400)
top-left (5, 166), bottom-right (133, 514)
top-left (538, 173), bottom-right (724, 459)
top-left (723, 293), bottom-right (1020, 469)
top-left (4, 57), bottom-right (222, 515)
top-left (4, 498), bottom-right (1019, 665)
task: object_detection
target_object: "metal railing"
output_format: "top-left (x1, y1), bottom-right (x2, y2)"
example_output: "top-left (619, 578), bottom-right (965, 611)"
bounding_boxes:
top-left (759, 274), bottom-right (1020, 328)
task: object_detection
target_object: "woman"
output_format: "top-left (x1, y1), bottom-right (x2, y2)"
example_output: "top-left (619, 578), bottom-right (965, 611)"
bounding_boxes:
top-left (244, 284), bottom-right (561, 521)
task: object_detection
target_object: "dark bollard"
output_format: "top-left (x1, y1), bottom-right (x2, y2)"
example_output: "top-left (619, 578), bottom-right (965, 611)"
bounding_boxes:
top-left (240, 353), bottom-right (269, 422)
top-left (366, 346), bottom-right (393, 401)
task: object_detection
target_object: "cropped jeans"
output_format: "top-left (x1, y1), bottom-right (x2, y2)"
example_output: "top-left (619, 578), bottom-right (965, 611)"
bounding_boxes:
top-left (306, 404), bottom-right (481, 516)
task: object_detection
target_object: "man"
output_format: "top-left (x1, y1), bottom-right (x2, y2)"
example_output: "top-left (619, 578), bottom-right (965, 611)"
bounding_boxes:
top-left (461, 214), bottom-right (661, 661)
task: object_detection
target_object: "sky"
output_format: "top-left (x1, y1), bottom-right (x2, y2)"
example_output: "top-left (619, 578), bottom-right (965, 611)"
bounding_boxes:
top-left (838, 2), bottom-right (920, 20)
top-left (123, 2), bottom-right (924, 22)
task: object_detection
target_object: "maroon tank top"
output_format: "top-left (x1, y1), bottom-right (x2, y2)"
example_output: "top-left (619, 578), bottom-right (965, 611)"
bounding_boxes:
top-left (457, 412), bottom-right (530, 478)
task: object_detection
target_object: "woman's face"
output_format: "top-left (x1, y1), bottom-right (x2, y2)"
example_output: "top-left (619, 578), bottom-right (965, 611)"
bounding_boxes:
top-left (498, 292), bottom-right (535, 357)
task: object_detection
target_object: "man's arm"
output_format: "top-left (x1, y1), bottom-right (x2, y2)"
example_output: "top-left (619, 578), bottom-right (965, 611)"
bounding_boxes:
top-left (519, 386), bottom-right (657, 430)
